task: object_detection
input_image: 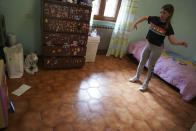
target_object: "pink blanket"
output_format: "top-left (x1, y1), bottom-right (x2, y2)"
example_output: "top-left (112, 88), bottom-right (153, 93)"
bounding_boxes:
top-left (128, 40), bottom-right (196, 101)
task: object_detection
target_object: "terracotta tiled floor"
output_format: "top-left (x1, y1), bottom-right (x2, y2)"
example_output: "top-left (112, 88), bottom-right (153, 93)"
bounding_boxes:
top-left (4, 55), bottom-right (196, 131)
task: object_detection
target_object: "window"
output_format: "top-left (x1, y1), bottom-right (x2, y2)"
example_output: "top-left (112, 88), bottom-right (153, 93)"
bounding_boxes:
top-left (92, 0), bottom-right (122, 22)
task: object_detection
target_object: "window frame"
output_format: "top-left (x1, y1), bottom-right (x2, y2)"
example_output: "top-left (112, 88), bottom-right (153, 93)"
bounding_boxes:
top-left (93, 0), bottom-right (122, 22)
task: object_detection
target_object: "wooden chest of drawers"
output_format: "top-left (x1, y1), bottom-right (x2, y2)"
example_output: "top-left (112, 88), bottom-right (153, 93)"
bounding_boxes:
top-left (42, 0), bottom-right (91, 69)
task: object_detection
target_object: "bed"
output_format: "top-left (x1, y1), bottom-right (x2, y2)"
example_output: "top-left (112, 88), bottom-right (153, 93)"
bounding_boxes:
top-left (128, 40), bottom-right (196, 101)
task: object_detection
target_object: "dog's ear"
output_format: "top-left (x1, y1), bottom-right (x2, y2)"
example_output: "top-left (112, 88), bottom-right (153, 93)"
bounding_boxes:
top-left (28, 52), bottom-right (33, 56)
top-left (29, 54), bottom-right (34, 62)
top-left (33, 51), bottom-right (38, 55)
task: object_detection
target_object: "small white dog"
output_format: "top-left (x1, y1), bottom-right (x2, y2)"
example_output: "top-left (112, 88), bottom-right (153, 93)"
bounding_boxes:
top-left (24, 53), bottom-right (38, 75)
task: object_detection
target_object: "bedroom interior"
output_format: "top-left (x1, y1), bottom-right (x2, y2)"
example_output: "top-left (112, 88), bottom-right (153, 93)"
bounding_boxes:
top-left (0, 0), bottom-right (195, 130)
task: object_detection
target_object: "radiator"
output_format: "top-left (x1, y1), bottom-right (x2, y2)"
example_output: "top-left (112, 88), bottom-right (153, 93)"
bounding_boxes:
top-left (91, 25), bottom-right (114, 53)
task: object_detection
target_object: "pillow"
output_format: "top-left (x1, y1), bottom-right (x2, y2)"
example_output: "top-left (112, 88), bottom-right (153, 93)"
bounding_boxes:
top-left (161, 49), bottom-right (196, 68)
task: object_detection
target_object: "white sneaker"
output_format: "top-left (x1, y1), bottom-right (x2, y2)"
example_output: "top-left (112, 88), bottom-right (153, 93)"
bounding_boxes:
top-left (139, 83), bottom-right (148, 91)
top-left (129, 76), bottom-right (139, 83)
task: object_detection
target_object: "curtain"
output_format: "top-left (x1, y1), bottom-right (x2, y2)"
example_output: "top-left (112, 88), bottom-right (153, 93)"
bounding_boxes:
top-left (106, 0), bottom-right (138, 58)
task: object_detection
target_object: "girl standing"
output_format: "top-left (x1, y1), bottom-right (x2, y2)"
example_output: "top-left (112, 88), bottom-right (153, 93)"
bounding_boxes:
top-left (129, 4), bottom-right (188, 91)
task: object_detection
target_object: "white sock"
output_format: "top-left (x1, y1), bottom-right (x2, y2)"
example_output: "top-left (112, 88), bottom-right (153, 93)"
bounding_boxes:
top-left (129, 76), bottom-right (139, 83)
top-left (139, 83), bottom-right (148, 91)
